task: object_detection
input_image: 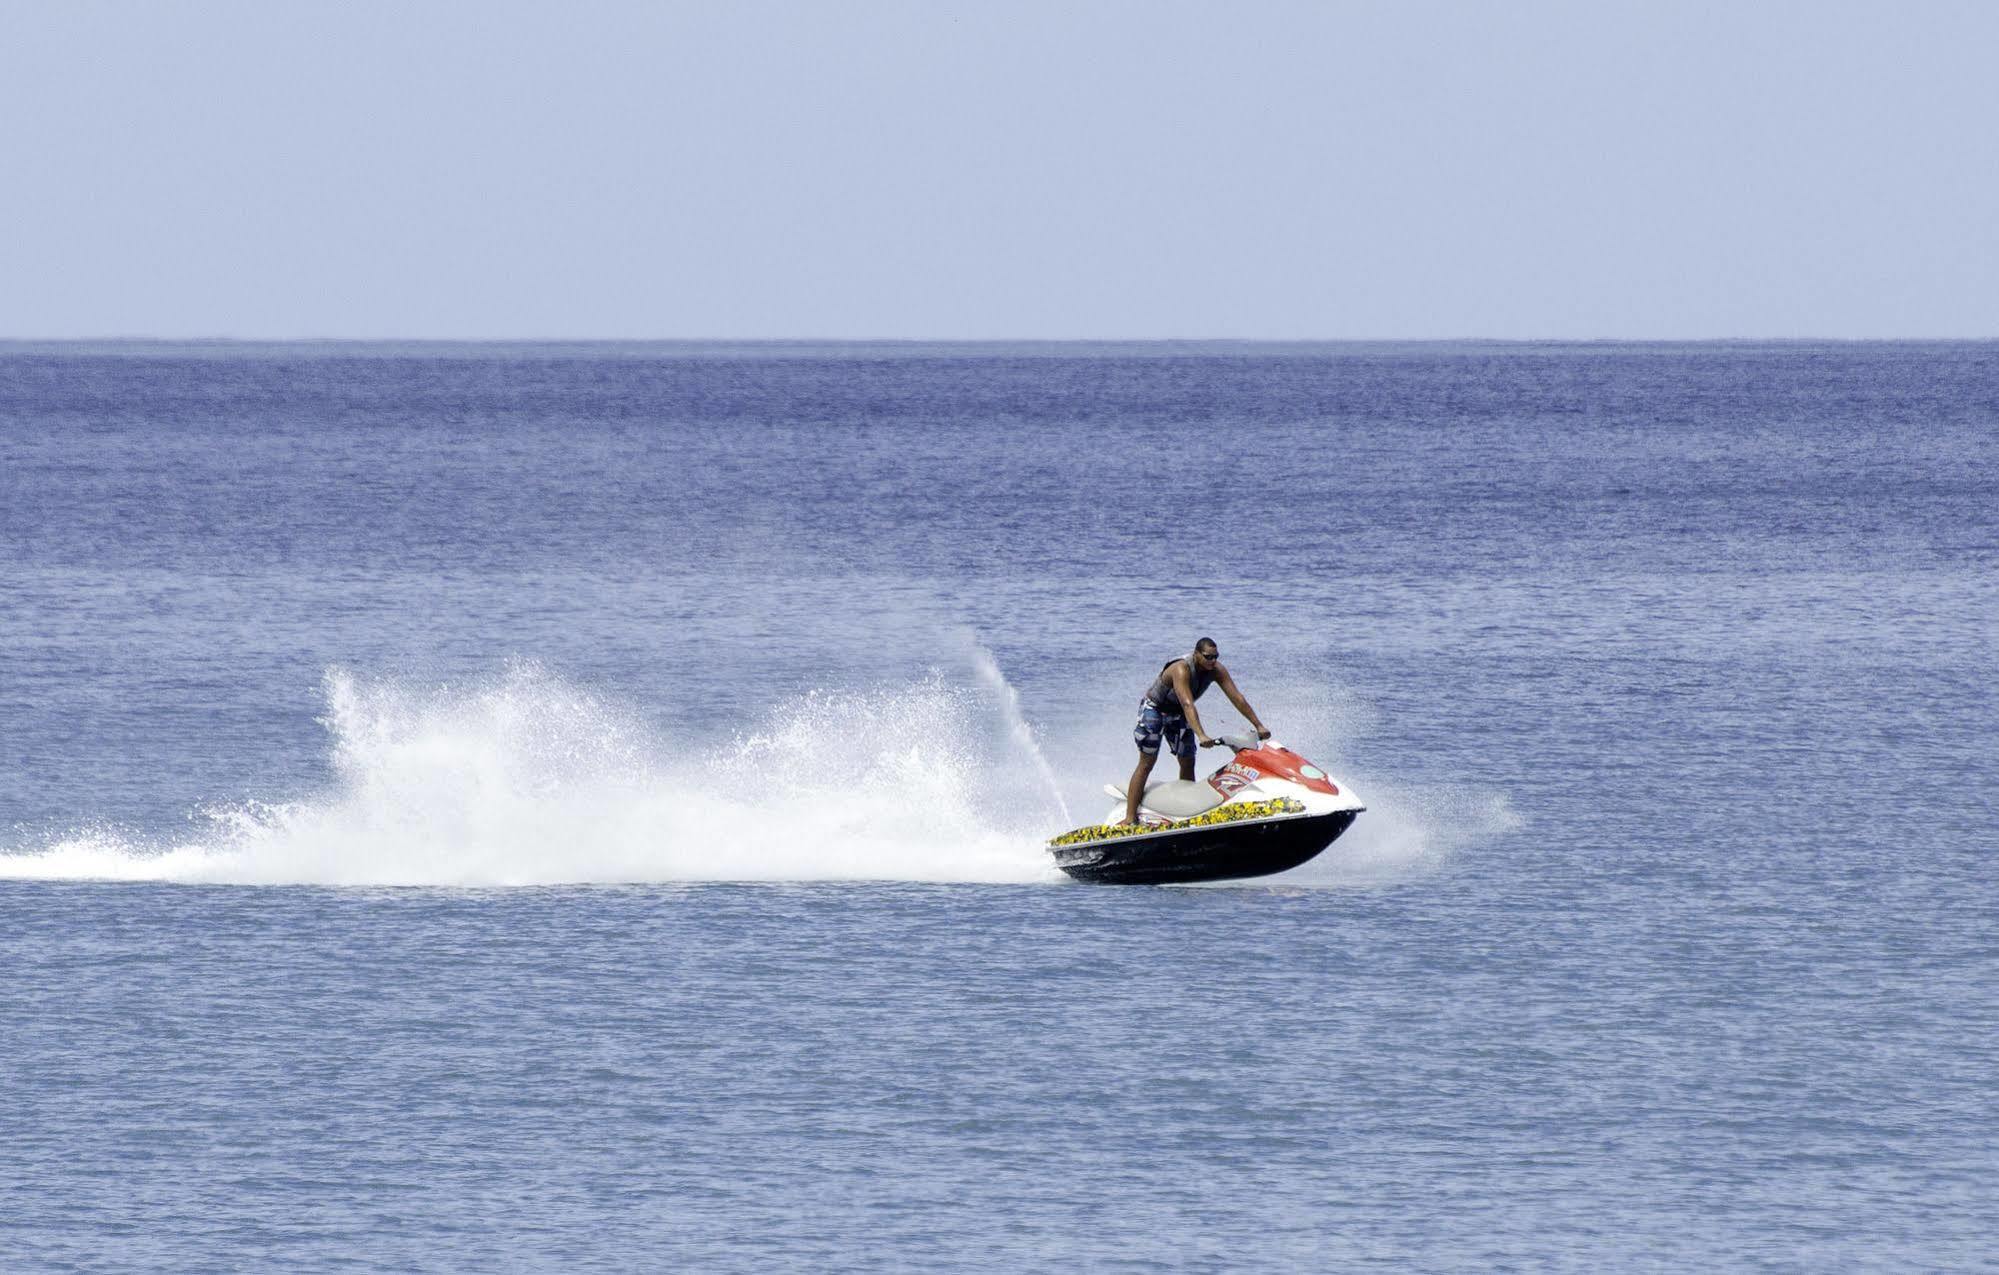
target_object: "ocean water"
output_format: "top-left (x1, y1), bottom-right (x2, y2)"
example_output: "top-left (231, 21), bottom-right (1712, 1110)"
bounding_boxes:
top-left (1, 342), bottom-right (1993, 1270)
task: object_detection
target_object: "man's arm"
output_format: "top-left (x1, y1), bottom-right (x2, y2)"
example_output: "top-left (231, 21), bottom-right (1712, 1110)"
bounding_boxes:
top-left (1214, 666), bottom-right (1270, 738)
top-left (1168, 663), bottom-right (1216, 744)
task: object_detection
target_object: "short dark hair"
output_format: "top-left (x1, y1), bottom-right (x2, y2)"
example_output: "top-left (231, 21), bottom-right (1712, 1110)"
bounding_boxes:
top-left (1194, 637), bottom-right (1217, 655)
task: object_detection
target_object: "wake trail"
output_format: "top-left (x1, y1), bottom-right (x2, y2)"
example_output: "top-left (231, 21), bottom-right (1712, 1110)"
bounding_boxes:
top-left (1, 660), bottom-right (1517, 889)
top-left (0, 663), bottom-right (1066, 887)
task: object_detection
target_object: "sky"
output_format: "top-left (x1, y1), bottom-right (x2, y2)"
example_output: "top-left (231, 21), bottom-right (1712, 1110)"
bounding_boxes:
top-left (3, 0), bottom-right (1996, 340)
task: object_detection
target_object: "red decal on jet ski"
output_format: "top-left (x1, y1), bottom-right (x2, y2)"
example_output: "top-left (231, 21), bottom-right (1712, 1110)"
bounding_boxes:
top-left (1208, 768), bottom-right (1254, 798)
top-left (1233, 746), bottom-right (1339, 795)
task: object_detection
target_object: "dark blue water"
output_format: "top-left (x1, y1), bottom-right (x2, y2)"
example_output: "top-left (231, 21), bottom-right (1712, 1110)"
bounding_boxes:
top-left (2, 342), bottom-right (1994, 1269)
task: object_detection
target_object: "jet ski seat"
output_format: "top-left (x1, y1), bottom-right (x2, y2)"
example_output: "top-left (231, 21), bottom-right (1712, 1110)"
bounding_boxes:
top-left (1101, 778), bottom-right (1228, 819)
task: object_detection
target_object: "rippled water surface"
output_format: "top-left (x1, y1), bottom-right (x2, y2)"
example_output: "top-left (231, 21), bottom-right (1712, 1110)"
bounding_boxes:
top-left (2, 342), bottom-right (1994, 1269)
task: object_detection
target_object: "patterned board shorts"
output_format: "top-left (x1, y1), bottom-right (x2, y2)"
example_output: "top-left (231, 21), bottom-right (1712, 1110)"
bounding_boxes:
top-left (1133, 698), bottom-right (1196, 760)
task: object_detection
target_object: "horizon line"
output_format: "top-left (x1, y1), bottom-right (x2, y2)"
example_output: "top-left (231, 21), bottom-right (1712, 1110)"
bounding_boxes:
top-left (5, 334), bottom-right (1997, 347)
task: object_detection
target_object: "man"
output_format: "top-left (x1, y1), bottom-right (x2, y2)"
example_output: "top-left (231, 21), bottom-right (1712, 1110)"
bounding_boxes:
top-left (1122, 637), bottom-right (1270, 825)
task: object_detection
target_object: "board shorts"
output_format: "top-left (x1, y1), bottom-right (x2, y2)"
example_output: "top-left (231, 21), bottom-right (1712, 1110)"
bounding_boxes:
top-left (1133, 698), bottom-right (1196, 760)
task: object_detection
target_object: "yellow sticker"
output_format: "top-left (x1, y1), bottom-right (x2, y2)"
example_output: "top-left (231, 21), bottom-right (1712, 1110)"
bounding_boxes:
top-left (1049, 797), bottom-right (1306, 848)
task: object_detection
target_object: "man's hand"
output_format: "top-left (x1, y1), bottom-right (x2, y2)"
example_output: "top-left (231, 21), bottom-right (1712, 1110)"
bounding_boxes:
top-left (1198, 736), bottom-right (1219, 749)
top-left (1256, 727), bottom-right (1271, 740)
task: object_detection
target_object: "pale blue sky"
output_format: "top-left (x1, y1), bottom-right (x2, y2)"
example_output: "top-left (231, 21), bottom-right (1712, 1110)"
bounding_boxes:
top-left (4, 0), bottom-right (1995, 338)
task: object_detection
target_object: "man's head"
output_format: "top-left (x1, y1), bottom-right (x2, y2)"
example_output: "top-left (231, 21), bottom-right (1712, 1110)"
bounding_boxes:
top-left (1194, 637), bottom-right (1219, 670)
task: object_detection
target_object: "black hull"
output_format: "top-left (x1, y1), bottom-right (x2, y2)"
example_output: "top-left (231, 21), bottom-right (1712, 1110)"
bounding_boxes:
top-left (1052, 810), bottom-right (1359, 885)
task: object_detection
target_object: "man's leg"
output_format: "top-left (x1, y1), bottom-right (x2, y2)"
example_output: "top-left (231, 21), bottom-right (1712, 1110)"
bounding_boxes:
top-left (1125, 700), bottom-right (1167, 824)
top-left (1123, 749), bottom-right (1158, 825)
top-left (1166, 713), bottom-right (1198, 782)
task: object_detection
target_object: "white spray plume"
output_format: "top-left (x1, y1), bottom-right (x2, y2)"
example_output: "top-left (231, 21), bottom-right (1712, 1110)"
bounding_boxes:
top-left (1, 660), bottom-right (1514, 888)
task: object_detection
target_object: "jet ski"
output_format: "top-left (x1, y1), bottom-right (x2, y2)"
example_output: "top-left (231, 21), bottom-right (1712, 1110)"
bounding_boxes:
top-left (1050, 733), bottom-right (1364, 885)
